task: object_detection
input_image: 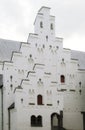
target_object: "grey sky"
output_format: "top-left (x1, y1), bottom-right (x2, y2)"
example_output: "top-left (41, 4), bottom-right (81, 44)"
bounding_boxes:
top-left (0, 0), bottom-right (85, 51)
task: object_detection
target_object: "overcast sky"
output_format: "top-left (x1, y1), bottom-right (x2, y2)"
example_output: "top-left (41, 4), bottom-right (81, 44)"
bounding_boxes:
top-left (0, 0), bottom-right (85, 51)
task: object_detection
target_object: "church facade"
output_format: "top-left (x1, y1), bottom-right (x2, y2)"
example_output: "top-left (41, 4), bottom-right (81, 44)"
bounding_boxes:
top-left (0, 6), bottom-right (85, 130)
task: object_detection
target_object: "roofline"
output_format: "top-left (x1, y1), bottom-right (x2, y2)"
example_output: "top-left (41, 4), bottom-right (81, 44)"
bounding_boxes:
top-left (8, 103), bottom-right (15, 110)
top-left (38, 6), bottom-right (51, 13)
top-left (63, 48), bottom-right (71, 51)
top-left (78, 69), bottom-right (85, 71)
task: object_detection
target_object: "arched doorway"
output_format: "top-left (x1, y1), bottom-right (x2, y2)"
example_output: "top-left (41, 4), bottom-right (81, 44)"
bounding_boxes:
top-left (51, 112), bottom-right (63, 130)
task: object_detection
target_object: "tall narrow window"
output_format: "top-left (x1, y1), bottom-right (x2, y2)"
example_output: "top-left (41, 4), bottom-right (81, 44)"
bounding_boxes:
top-left (50, 23), bottom-right (53, 30)
top-left (61, 75), bottom-right (65, 83)
top-left (37, 116), bottom-right (42, 126)
top-left (40, 21), bottom-right (43, 28)
top-left (31, 115), bottom-right (36, 126)
top-left (37, 95), bottom-right (43, 105)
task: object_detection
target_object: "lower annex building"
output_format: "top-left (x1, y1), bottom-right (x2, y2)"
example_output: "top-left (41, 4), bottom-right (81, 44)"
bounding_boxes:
top-left (0, 6), bottom-right (85, 130)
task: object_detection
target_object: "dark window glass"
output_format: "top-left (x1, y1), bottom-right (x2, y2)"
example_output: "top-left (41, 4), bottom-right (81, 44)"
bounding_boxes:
top-left (40, 22), bottom-right (43, 28)
top-left (31, 116), bottom-right (36, 126)
top-left (37, 116), bottom-right (42, 126)
top-left (50, 23), bottom-right (53, 30)
top-left (61, 75), bottom-right (65, 83)
top-left (37, 95), bottom-right (43, 105)
top-left (31, 115), bottom-right (42, 127)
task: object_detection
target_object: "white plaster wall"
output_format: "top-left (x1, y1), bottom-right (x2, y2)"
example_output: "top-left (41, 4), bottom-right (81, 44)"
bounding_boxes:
top-left (1, 6), bottom-right (85, 130)
top-left (10, 109), bottom-right (17, 130)
top-left (63, 112), bottom-right (83, 130)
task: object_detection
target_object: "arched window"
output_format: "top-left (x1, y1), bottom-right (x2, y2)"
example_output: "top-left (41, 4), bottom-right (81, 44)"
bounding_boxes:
top-left (40, 21), bottom-right (43, 28)
top-left (31, 115), bottom-right (42, 127)
top-left (37, 95), bottom-right (43, 105)
top-left (31, 115), bottom-right (36, 126)
top-left (37, 116), bottom-right (42, 126)
top-left (50, 23), bottom-right (53, 30)
top-left (61, 75), bottom-right (65, 83)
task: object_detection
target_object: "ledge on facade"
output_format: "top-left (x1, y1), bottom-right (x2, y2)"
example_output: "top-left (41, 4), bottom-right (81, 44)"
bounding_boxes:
top-left (33, 63), bottom-right (45, 70)
top-left (51, 81), bottom-right (57, 84)
top-left (29, 33), bottom-right (38, 37)
top-left (14, 85), bottom-right (23, 93)
top-left (8, 103), bottom-right (15, 110)
top-left (10, 50), bottom-right (22, 62)
top-left (55, 37), bottom-right (63, 42)
top-left (57, 89), bottom-right (67, 92)
top-left (20, 41), bottom-right (28, 44)
top-left (27, 71), bottom-right (36, 77)
top-left (27, 33), bottom-right (38, 42)
top-left (78, 68), bottom-right (85, 71)
top-left (3, 61), bottom-right (13, 64)
top-left (29, 103), bottom-right (35, 105)
top-left (47, 104), bottom-right (52, 106)
top-left (44, 72), bottom-right (51, 75)
top-left (71, 58), bottom-right (78, 61)
top-left (63, 48), bottom-right (71, 51)
top-left (3, 61), bottom-right (13, 70)
top-left (69, 89), bottom-right (76, 92)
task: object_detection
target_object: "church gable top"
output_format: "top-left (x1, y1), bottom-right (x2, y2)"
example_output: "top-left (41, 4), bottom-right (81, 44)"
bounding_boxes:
top-left (34, 6), bottom-right (51, 25)
top-left (38, 6), bottom-right (51, 14)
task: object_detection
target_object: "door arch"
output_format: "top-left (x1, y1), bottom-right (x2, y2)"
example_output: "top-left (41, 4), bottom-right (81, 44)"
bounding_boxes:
top-left (51, 112), bottom-right (63, 130)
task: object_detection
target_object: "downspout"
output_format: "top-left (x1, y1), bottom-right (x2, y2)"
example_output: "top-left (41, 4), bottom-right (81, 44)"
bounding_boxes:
top-left (0, 85), bottom-right (3, 130)
top-left (8, 109), bottom-right (10, 130)
top-left (8, 103), bottom-right (15, 130)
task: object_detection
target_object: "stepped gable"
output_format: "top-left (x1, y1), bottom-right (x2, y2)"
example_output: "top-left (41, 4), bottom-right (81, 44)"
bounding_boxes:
top-left (0, 38), bottom-right (85, 69)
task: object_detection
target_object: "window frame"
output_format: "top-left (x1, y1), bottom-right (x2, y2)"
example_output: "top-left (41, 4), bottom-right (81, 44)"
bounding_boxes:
top-left (60, 75), bottom-right (65, 83)
top-left (37, 95), bottom-right (43, 105)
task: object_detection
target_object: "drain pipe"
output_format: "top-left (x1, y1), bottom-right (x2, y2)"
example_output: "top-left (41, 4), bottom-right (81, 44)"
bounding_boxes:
top-left (0, 85), bottom-right (3, 130)
top-left (8, 103), bottom-right (15, 130)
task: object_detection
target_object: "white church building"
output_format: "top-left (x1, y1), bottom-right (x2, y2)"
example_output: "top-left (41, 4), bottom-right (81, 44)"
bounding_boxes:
top-left (0, 6), bottom-right (85, 130)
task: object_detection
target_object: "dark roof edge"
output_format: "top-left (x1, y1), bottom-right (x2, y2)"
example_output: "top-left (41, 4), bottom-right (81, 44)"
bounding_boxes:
top-left (8, 103), bottom-right (15, 110)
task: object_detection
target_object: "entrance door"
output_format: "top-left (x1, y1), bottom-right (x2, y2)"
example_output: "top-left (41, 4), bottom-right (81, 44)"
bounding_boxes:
top-left (51, 112), bottom-right (64, 130)
top-left (51, 113), bottom-right (60, 130)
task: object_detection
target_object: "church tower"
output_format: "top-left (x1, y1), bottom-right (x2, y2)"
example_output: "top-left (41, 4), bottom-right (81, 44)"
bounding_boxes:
top-left (34, 6), bottom-right (55, 44)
